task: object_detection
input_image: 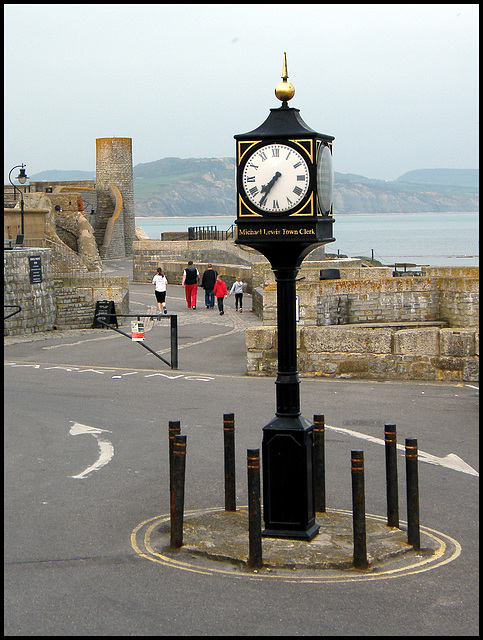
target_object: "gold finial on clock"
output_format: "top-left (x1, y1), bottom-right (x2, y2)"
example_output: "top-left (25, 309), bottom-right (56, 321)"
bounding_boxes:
top-left (275, 52), bottom-right (295, 104)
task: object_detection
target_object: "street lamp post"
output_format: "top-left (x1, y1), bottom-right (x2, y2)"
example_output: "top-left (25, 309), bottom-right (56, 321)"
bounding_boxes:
top-left (8, 164), bottom-right (29, 237)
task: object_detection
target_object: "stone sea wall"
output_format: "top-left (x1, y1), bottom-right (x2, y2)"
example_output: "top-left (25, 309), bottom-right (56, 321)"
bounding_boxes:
top-left (246, 324), bottom-right (479, 382)
top-left (4, 249), bottom-right (129, 335)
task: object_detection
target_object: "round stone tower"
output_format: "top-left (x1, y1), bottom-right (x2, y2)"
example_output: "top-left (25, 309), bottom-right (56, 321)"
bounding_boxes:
top-left (95, 137), bottom-right (135, 258)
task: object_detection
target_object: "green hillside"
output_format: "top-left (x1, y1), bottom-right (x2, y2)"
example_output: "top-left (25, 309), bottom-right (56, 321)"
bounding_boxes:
top-left (29, 161), bottom-right (479, 216)
top-left (396, 168), bottom-right (478, 188)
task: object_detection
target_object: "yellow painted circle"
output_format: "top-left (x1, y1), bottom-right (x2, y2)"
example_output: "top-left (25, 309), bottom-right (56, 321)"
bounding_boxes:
top-left (131, 508), bottom-right (461, 583)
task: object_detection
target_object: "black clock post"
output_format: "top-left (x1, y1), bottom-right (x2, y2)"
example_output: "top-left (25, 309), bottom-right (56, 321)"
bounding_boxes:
top-left (235, 55), bottom-right (336, 540)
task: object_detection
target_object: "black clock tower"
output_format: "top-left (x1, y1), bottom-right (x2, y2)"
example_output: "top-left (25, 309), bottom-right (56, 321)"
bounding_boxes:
top-left (234, 54), bottom-right (336, 540)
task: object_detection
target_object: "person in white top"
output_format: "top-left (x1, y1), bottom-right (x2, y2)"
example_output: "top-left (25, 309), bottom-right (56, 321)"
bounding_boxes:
top-left (152, 267), bottom-right (168, 315)
top-left (229, 276), bottom-right (244, 312)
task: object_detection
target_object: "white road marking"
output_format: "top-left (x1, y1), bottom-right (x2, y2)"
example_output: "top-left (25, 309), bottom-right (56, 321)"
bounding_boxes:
top-left (5, 362), bottom-right (478, 477)
top-left (5, 362), bottom-right (213, 382)
top-left (325, 424), bottom-right (479, 477)
top-left (7, 363), bottom-right (41, 368)
top-left (43, 335), bottom-right (119, 348)
top-left (69, 422), bottom-right (114, 479)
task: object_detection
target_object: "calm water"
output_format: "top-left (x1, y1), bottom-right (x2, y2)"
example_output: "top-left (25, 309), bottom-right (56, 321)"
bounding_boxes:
top-left (136, 212), bottom-right (479, 267)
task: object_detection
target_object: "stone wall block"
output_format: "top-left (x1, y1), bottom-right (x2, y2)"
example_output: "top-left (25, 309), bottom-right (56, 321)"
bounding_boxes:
top-left (439, 328), bottom-right (476, 357)
top-left (463, 359), bottom-right (479, 382)
top-left (393, 327), bottom-right (440, 355)
top-left (246, 327), bottom-right (276, 351)
top-left (303, 326), bottom-right (393, 354)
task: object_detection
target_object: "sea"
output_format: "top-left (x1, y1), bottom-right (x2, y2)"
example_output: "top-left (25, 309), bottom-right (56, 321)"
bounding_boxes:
top-left (136, 212), bottom-right (479, 268)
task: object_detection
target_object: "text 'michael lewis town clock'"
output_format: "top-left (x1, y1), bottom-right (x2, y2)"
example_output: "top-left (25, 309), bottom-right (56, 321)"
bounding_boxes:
top-left (234, 54), bottom-right (336, 542)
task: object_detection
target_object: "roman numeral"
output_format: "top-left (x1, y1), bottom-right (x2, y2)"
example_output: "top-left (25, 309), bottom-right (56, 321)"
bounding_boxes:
top-left (293, 186), bottom-right (303, 196)
top-left (247, 163), bottom-right (259, 170)
top-left (249, 186), bottom-right (259, 196)
top-left (293, 162), bottom-right (302, 168)
top-left (246, 176), bottom-right (256, 182)
top-left (272, 148), bottom-right (279, 157)
top-left (272, 200), bottom-right (279, 209)
top-left (286, 196), bottom-right (293, 206)
top-left (297, 175), bottom-right (306, 181)
top-left (259, 151), bottom-right (267, 161)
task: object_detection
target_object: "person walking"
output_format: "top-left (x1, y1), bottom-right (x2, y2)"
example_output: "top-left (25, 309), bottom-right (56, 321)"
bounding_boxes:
top-left (213, 274), bottom-right (228, 315)
top-left (228, 276), bottom-right (244, 312)
top-left (152, 267), bottom-right (168, 315)
top-left (201, 263), bottom-right (218, 309)
top-left (181, 261), bottom-right (200, 309)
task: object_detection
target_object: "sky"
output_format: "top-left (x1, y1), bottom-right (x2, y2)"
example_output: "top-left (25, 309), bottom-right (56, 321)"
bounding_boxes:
top-left (4, 3), bottom-right (479, 184)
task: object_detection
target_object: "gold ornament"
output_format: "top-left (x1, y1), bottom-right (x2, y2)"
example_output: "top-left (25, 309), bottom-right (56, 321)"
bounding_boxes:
top-left (275, 52), bottom-right (295, 103)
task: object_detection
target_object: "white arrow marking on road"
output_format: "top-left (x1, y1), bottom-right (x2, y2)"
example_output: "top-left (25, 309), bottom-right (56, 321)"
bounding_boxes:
top-left (69, 422), bottom-right (114, 479)
top-left (325, 424), bottom-right (478, 477)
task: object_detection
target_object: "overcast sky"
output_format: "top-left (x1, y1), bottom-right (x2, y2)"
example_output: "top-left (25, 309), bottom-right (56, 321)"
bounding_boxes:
top-left (4, 4), bottom-right (479, 183)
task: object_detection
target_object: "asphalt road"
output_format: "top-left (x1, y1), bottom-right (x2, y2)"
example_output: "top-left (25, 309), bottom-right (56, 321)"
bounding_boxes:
top-left (4, 271), bottom-right (479, 636)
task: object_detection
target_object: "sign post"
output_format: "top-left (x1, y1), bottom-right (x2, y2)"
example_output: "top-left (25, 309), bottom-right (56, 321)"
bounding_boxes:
top-left (92, 300), bottom-right (118, 328)
top-left (131, 319), bottom-right (145, 341)
top-left (28, 256), bottom-right (42, 284)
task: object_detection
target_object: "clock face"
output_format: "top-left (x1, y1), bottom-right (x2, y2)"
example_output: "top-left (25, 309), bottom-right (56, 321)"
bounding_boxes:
top-left (241, 143), bottom-right (310, 214)
top-left (317, 144), bottom-right (333, 214)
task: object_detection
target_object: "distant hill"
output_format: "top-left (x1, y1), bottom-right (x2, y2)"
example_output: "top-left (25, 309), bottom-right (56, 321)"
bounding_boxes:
top-left (29, 161), bottom-right (478, 216)
top-left (333, 169), bottom-right (478, 215)
top-left (132, 157), bottom-right (235, 216)
top-left (29, 169), bottom-right (96, 181)
top-left (396, 168), bottom-right (478, 188)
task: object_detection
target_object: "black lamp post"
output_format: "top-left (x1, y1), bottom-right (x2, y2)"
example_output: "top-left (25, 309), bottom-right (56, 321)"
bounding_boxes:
top-left (8, 163), bottom-right (29, 237)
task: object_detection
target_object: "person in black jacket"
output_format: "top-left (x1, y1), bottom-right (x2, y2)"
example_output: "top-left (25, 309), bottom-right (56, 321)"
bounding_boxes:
top-left (201, 264), bottom-right (218, 309)
top-left (181, 261), bottom-right (200, 309)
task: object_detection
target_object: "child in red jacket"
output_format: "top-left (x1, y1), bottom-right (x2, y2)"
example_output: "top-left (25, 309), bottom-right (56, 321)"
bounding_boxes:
top-left (213, 275), bottom-right (228, 315)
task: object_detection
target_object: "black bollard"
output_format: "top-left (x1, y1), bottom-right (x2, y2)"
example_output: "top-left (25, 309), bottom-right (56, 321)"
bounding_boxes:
top-left (351, 450), bottom-right (369, 569)
top-left (168, 420), bottom-right (181, 496)
top-left (384, 424), bottom-right (399, 528)
top-left (313, 414), bottom-right (326, 513)
top-left (223, 413), bottom-right (236, 511)
top-left (405, 438), bottom-right (420, 550)
top-left (170, 434), bottom-right (187, 549)
top-left (247, 448), bottom-right (263, 570)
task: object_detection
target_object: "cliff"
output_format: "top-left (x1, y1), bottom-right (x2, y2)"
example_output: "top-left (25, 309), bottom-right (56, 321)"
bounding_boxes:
top-left (30, 160), bottom-right (479, 216)
top-left (132, 158), bottom-right (478, 216)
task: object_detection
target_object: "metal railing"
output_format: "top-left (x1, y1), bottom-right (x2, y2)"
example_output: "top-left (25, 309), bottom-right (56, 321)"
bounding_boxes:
top-left (392, 263), bottom-right (423, 277)
top-left (94, 313), bottom-right (178, 369)
top-left (10, 237), bottom-right (92, 274)
top-left (4, 304), bottom-right (22, 320)
top-left (188, 224), bottom-right (235, 241)
top-left (3, 184), bottom-right (32, 207)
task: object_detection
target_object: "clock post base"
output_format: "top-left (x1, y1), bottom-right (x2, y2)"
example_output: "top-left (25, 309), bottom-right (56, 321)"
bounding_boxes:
top-left (262, 523), bottom-right (320, 542)
top-left (261, 415), bottom-right (319, 541)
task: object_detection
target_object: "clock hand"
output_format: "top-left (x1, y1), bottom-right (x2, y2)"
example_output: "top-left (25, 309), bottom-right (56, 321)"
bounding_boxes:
top-left (261, 171), bottom-right (282, 193)
top-left (259, 171), bottom-right (281, 206)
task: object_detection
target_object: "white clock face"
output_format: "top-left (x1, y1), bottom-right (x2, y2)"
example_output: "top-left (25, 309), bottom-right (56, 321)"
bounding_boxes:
top-left (242, 143), bottom-right (310, 214)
